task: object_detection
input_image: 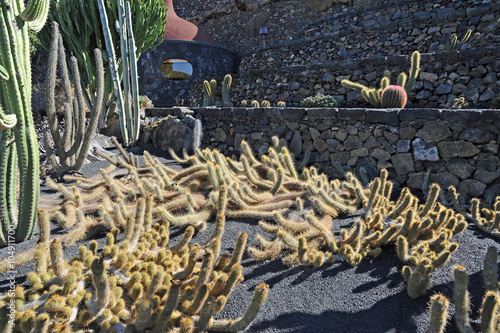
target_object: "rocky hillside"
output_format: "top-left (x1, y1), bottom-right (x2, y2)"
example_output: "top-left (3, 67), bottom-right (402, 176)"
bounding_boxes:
top-left (172, 0), bottom-right (379, 55)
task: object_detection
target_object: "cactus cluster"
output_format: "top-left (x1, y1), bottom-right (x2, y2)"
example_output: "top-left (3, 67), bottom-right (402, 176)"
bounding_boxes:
top-left (428, 246), bottom-right (499, 333)
top-left (43, 22), bottom-right (104, 175)
top-left (341, 51), bottom-right (420, 108)
top-left (249, 167), bottom-right (466, 298)
top-left (300, 93), bottom-right (340, 108)
top-left (444, 186), bottom-right (500, 240)
top-left (202, 79), bottom-right (217, 107)
top-left (239, 100), bottom-right (286, 107)
top-left (0, 211), bottom-right (269, 332)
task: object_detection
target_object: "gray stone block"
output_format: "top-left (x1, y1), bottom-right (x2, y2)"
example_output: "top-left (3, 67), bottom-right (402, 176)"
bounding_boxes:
top-left (365, 109), bottom-right (399, 126)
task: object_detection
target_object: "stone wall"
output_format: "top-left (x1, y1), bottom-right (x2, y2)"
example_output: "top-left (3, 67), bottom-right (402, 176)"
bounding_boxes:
top-left (239, 0), bottom-right (500, 70)
top-left (172, 106), bottom-right (500, 200)
top-left (189, 46), bottom-right (500, 108)
top-left (138, 40), bottom-right (236, 107)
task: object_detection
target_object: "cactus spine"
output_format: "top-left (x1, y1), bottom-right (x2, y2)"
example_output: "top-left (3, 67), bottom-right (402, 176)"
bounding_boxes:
top-left (0, 0), bottom-right (50, 246)
top-left (43, 22), bottom-right (104, 175)
top-left (97, 0), bottom-right (140, 146)
top-left (222, 74), bottom-right (233, 107)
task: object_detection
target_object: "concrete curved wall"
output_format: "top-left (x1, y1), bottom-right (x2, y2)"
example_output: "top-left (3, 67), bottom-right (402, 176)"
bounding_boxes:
top-left (138, 40), bottom-right (236, 107)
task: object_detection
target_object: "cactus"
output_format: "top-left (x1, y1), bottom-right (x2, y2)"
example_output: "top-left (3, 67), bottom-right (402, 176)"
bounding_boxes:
top-left (97, 0), bottom-right (141, 146)
top-left (428, 294), bottom-right (449, 333)
top-left (381, 85), bottom-right (408, 108)
top-left (445, 96), bottom-right (469, 109)
top-left (261, 100), bottom-right (271, 107)
top-left (0, 203), bottom-right (268, 332)
top-left (43, 22), bottom-right (104, 175)
top-left (342, 51), bottom-right (421, 107)
top-left (38, 0), bottom-right (167, 126)
top-left (222, 74), bottom-right (233, 107)
top-left (0, 0), bottom-right (50, 246)
top-left (210, 79), bottom-right (217, 105)
top-left (203, 80), bottom-right (212, 107)
top-left (240, 100), bottom-right (248, 107)
top-left (251, 100), bottom-right (260, 107)
top-left (428, 246), bottom-right (500, 333)
top-left (445, 29), bottom-right (478, 50)
top-left (277, 101), bottom-right (286, 107)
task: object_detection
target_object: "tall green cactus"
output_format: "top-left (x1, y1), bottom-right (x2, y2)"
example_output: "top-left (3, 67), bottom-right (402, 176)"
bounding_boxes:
top-left (0, 0), bottom-right (50, 246)
top-left (97, 0), bottom-right (140, 147)
top-left (43, 22), bottom-right (104, 174)
top-left (38, 0), bottom-right (167, 123)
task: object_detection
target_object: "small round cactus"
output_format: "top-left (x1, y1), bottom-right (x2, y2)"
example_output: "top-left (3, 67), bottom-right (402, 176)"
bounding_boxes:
top-left (277, 101), bottom-right (286, 107)
top-left (240, 100), bottom-right (248, 107)
top-left (251, 100), bottom-right (260, 107)
top-left (381, 85), bottom-right (408, 108)
top-left (261, 100), bottom-right (271, 107)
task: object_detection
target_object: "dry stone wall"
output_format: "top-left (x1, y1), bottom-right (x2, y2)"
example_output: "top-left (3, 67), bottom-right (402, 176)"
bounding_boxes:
top-left (190, 47), bottom-right (500, 108)
top-left (176, 106), bottom-right (500, 201)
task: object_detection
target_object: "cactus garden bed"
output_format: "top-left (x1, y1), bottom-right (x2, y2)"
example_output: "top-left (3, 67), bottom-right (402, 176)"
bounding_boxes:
top-left (0, 140), bottom-right (499, 333)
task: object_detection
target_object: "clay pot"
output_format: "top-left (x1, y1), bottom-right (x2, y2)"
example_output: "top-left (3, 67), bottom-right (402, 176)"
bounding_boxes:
top-left (163, 0), bottom-right (216, 43)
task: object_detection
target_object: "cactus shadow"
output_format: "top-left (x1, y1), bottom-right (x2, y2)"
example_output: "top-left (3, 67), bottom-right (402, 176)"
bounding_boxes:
top-left (247, 292), bottom-right (423, 333)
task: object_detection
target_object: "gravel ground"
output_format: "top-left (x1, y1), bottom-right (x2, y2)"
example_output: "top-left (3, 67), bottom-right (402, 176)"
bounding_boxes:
top-left (0, 144), bottom-right (499, 333)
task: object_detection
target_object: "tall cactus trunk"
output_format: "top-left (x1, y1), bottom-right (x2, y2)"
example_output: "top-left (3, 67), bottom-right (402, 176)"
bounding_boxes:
top-left (97, 0), bottom-right (140, 147)
top-left (0, 0), bottom-right (50, 246)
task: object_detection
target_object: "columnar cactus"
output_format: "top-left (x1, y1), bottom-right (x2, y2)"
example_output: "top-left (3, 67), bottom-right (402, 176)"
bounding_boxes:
top-left (222, 74), bottom-right (233, 107)
top-left (0, 0), bottom-right (50, 246)
top-left (38, 0), bottom-right (167, 125)
top-left (381, 85), bottom-right (408, 108)
top-left (210, 79), bottom-right (217, 105)
top-left (203, 80), bottom-right (212, 107)
top-left (43, 22), bottom-right (104, 175)
top-left (97, 0), bottom-right (140, 147)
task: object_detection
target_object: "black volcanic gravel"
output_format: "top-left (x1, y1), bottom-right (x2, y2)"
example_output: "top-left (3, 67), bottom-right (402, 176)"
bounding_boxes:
top-left (0, 145), bottom-right (499, 333)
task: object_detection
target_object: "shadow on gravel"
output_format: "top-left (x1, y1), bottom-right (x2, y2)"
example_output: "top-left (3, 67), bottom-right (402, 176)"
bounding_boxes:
top-left (248, 291), bottom-right (422, 333)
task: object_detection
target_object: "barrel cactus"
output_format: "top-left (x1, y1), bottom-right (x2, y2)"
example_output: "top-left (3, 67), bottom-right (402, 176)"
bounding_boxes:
top-left (261, 100), bottom-right (271, 107)
top-left (251, 100), bottom-right (260, 107)
top-left (381, 85), bottom-right (408, 108)
top-left (277, 101), bottom-right (286, 107)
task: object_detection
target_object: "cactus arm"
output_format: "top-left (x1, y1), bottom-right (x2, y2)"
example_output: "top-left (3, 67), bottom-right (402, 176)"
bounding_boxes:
top-left (404, 51), bottom-right (420, 94)
top-left (72, 48), bottom-right (104, 170)
top-left (24, 0), bottom-right (50, 32)
top-left (0, 106), bottom-right (16, 129)
top-left (97, 0), bottom-right (128, 145)
top-left (209, 282), bottom-right (269, 332)
top-left (118, 0), bottom-right (133, 145)
top-left (127, 1), bottom-right (140, 144)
